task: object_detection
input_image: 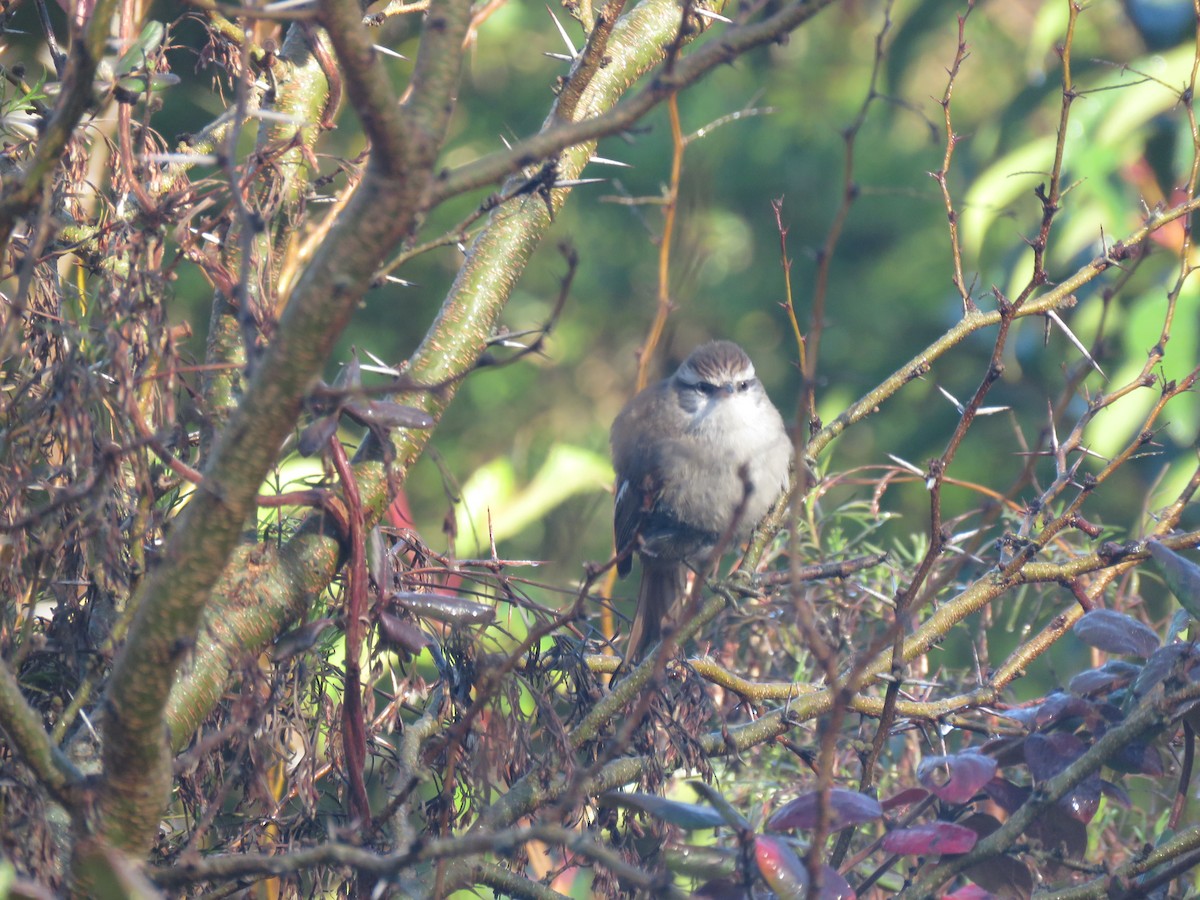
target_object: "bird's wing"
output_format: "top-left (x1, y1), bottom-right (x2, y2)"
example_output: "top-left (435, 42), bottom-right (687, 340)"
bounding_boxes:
top-left (613, 475), bottom-right (645, 578)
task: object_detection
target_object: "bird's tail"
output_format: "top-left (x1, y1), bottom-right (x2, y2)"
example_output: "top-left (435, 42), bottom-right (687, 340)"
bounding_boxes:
top-left (626, 560), bottom-right (687, 663)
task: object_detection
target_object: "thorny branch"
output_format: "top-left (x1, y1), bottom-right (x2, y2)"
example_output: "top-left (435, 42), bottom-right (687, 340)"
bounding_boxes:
top-left (2, 0), bottom-right (1200, 897)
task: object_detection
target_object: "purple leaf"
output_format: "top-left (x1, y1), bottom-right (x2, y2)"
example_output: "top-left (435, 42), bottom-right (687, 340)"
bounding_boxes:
top-left (1100, 779), bottom-right (1133, 809)
top-left (695, 879), bottom-right (751, 899)
top-left (916, 752), bottom-right (997, 805)
top-left (1034, 692), bottom-right (1095, 729)
top-left (271, 618), bottom-right (335, 662)
top-left (817, 865), bottom-right (856, 900)
top-left (1073, 609), bottom-right (1160, 657)
top-left (334, 353), bottom-right (362, 389)
top-left (1028, 803), bottom-right (1089, 853)
top-left (1060, 774), bottom-right (1102, 823)
top-left (982, 778), bottom-right (1029, 814)
top-left (964, 854), bottom-right (1033, 900)
top-left (1106, 739), bottom-right (1164, 776)
top-left (1024, 732), bottom-right (1086, 781)
top-left (881, 821), bottom-right (978, 856)
top-left (1133, 643), bottom-right (1200, 697)
top-left (978, 735), bottom-right (1026, 767)
top-left (881, 787), bottom-right (930, 812)
top-left (376, 612), bottom-right (433, 656)
top-left (943, 887), bottom-right (996, 900)
top-left (1147, 540), bottom-right (1200, 619)
top-left (958, 812), bottom-right (1002, 840)
top-left (344, 400), bottom-right (435, 430)
top-left (997, 706), bottom-right (1039, 729)
top-left (1024, 734), bottom-right (1102, 823)
top-left (766, 789), bottom-right (882, 832)
top-left (297, 414), bottom-right (339, 456)
top-left (1068, 660), bottom-right (1142, 696)
top-left (602, 792), bottom-right (725, 830)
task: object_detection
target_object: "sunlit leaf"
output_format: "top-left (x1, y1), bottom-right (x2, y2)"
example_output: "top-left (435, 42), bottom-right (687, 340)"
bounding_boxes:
top-left (390, 591), bottom-right (495, 625)
top-left (753, 836), bottom-right (807, 900)
top-left (115, 21), bottom-right (166, 75)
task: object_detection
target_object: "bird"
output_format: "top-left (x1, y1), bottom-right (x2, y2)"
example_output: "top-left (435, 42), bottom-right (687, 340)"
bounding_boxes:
top-left (610, 340), bottom-right (792, 662)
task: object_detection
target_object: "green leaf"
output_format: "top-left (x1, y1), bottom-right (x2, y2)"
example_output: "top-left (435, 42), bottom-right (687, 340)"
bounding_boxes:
top-left (115, 72), bottom-right (181, 95)
top-left (115, 21), bottom-right (167, 76)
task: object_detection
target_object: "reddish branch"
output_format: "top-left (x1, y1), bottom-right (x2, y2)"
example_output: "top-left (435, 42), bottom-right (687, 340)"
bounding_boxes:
top-left (328, 438), bottom-right (371, 831)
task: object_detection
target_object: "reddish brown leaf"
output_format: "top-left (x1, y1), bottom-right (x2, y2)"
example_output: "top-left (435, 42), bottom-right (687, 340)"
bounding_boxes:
top-left (767, 789), bottom-right (882, 832)
top-left (754, 835), bottom-right (808, 899)
top-left (880, 821), bottom-right (978, 855)
top-left (881, 786), bottom-right (930, 812)
top-left (982, 778), bottom-right (1029, 814)
top-left (376, 611), bottom-right (433, 655)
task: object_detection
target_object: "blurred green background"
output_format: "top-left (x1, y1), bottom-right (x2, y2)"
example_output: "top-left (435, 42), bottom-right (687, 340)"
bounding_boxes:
top-left (292, 0), bottom-right (1199, 600)
top-left (9, 0), bottom-right (1198, 678)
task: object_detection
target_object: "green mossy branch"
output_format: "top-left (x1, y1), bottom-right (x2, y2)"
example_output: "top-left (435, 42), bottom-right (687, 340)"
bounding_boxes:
top-left (95, 0), bottom-right (473, 861)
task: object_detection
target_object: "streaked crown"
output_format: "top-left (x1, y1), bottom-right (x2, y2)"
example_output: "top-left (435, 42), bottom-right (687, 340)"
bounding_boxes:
top-left (675, 340), bottom-right (756, 388)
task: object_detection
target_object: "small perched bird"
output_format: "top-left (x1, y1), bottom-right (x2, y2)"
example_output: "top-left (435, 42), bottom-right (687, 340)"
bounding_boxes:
top-left (610, 340), bottom-right (792, 661)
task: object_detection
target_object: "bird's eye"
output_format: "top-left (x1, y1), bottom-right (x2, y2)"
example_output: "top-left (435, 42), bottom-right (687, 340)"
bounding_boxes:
top-left (737, 380), bottom-right (754, 392)
top-left (694, 381), bottom-right (718, 396)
